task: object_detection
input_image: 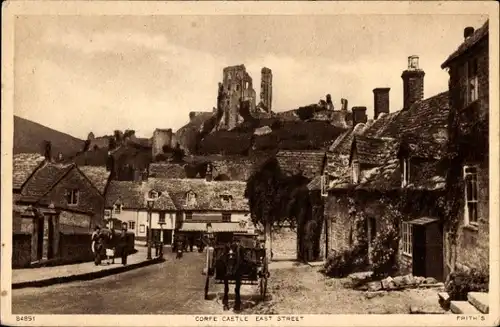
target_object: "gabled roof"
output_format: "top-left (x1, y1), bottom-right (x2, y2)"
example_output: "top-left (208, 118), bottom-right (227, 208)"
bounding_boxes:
top-left (78, 166), bottom-right (111, 195)
top-left (441, 20), bottom-right (489, 68)
top-left (21, 162), bottom-right (75, 198)
top-left (13, 153), bottom-right (46, 190)
top-left (105, 180), bottom-right (177, 211)
top-left (326, 91), bottom-right (449, 192)
top-left (276, 150), bottom-right (326, 180)
top-left (351, 136), bottom-right (399, 165)
top-left (151, 178), bottom-right (249, 212)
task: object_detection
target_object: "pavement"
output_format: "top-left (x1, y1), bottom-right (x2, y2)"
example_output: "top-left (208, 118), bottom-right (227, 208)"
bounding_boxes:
top-left (12, 246), bottom-right (163, 289)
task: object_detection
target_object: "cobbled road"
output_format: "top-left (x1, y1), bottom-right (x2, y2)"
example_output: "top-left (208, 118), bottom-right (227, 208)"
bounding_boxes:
top-left (12, 250), bottom-right (224, 315)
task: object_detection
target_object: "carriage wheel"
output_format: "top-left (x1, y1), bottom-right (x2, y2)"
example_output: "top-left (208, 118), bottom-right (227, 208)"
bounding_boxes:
top-left (259, 276), bottom-right (268, 301)
top-left (204, 274), bottom-right (210, 300)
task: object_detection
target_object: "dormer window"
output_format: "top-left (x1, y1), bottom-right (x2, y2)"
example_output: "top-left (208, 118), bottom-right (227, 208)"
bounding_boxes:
top-left (465, 58), bottom-right (479, 105)
top-left (464, 165), bottom-right (479, 226)
top-left (402, 158), bottom-right (411, 187)
top-left (66, 189), bottom-right (79, 205)
top-left (220, 194), bottom-right (233, 208)
top-left (113, 203), bottom-right (122, 214)
top-left (186, 191), bottom-right (197, 206)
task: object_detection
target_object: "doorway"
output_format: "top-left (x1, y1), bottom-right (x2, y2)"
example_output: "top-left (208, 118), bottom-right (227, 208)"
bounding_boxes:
top-left (411, 218), bottom-right (444, 281)
top-left (36, 217), bottom-right (44, 260)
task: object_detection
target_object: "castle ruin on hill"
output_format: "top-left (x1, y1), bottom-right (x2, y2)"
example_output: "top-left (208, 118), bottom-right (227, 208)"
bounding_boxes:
top-left (215, 65), bottom-right (273, 131)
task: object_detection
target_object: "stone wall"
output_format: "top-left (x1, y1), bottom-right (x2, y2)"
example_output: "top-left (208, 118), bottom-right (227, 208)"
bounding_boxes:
top-left (12, 233), bottom-right (32, 268)
top-left (152, 129), bottom-right (174, 160)
top-left (456, 162), bottom-right (489, 271)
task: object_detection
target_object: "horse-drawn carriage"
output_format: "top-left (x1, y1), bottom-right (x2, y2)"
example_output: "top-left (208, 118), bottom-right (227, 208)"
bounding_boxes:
top-left (203, 232), bottom-right (269, 310)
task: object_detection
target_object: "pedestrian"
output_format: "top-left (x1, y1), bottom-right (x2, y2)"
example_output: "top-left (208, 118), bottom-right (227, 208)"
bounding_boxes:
top-left (120, 224), bottom-right (128, 265)
top-left (91, 226), bottom-right (102, 266)
top-left (176, 239), bottom-right (183, 259)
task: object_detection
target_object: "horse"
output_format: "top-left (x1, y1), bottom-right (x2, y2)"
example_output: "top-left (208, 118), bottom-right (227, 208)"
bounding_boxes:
top-left (214, 241), bottom-right (247, 311)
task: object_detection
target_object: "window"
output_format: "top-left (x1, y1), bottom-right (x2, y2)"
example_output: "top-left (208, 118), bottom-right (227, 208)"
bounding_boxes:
top-left (465, 59), bottom-right (479, 105)
top-left (402, 222), bottom-right (413, 256)
top-left (320, 174), bottom-right (329, 197)
top-left (66, 189), bottom-right (79, 205)
top-left (159, 212), bottom-right (166, 224)
top-left (367, 218), bottom-right (376, 244)
top-left (186, 191), bottom-right (196, 206)
top-left (104, 209), bottom-right (111, 219)
top-left (113, 204), bottom-right (122, 214)
top-left (128, 221), bottom-right (136, 230)
top-left (139, 224), bottom-right (145, 233)
top-left (352, 161), bottom-right (360, 184)
top-left (222, 213), bottom-right (231, 222)
top-left (402, 158), bottom-right (411, 187)
top-left (185, 212), bottom-right (193, 220)
top-left (220, 194), bottom-right (232, 208)
top-left (464, 165), bottom-right (479, 225)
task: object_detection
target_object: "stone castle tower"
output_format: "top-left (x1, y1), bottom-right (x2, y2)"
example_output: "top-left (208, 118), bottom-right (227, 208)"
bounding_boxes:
top-left (260, 67), bottom-right (273, 112)
top-left (216, 65), bottom-right (257, 130)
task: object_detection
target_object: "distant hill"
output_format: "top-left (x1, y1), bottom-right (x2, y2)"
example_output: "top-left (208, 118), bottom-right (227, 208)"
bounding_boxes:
top-left (13, 116), bottom-right (85, 158)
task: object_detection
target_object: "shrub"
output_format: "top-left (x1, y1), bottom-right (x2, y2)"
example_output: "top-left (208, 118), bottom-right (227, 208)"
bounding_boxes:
top-left (296, 105), bottom-right (317, 121)
top-left (323, 244), bottom-right (368, 278)
top-left (371, 225), bottom-right (400, 278)
top-left (446, 268), bottom-right (489, 301)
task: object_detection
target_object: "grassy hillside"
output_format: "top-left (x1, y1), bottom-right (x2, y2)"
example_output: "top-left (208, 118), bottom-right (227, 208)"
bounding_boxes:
top-left (13, 116), bottom-right (85, 157)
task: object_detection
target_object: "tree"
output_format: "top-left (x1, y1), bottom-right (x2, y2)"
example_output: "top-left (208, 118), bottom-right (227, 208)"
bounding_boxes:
top-left (172, 143), bottom-right (185, 163)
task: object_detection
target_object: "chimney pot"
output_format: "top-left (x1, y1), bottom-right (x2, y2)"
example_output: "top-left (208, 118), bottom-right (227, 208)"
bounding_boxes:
top-left (402, 56), bottom-right (425, 111)
top-left (464, 27), bottom-right (475, 40)
top-left (341, 98), bottom-right (348, 111)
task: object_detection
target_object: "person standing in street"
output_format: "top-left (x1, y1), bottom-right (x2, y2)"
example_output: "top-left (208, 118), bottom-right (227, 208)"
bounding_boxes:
top-left (91, 226), bottom-right (102, 266)
top-left (120, 224), bottom-right (128, 265)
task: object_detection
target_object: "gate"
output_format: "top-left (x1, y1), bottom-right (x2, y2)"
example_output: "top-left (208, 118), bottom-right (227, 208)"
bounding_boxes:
top-left (410, 217), bottom-right (444, 281)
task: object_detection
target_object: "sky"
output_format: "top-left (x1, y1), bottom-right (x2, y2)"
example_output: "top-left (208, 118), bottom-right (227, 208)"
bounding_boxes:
top-left (14, 14), bottom-right (488, 139)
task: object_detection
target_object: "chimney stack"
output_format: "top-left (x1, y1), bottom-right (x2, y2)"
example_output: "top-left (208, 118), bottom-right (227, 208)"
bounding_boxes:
top-left (341, 98), bottom-right (348, 111)
top-left (351, 106), bottom-right (368, 126)
top-left (373, 88), bottom-right (390, 119)
top-left (401, 55), bottom-right (425, 111)
top-left (464, 27), bottom-right (475, 40)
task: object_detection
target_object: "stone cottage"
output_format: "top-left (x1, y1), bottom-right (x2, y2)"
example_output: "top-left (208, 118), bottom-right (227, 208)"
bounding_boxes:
top-left (12, 153), bottom-right (106, 267)
top-left (322, 55), bottom-right (451, 280)
top-left (440, 20), bottom-right (489, 274)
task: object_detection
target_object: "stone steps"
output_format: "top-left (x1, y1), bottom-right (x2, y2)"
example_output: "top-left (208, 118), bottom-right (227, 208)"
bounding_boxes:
top-left (439, 291), bottom-right (488, 314)
top-left (468, 292), bottom-right (489, 314)
top-left (450, 300), bottom-right (481, 314)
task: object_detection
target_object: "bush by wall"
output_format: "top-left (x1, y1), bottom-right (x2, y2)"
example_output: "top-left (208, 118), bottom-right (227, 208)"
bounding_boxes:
top-left (445, 268), bottom-right (489, 301)
top-left (323, 244), bottom-right (368, 278)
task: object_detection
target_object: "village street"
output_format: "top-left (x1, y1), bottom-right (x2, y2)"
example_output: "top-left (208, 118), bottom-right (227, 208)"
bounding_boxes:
top-left (12, 251), bottom-right (224, 315)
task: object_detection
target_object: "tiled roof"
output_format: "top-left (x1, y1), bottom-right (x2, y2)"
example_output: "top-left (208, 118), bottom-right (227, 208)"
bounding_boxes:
top-left (105, 178), bottom-right (248, 212)
top-left (276, 150), bottom-right (326, 180)
top-left (104, 180), bottom-right (177, 211)
top-left (326, 91), bottom-right (449, 192)
top-left (78, 166), bottom-right (111, 195)
top-left (21, 163), bottom-right (74, 197)
top-left (442, 20), bottom-right (489, 68)
top-left (352, 136), bottom-right (399, 165)
top-left (152, 178), bottom-right (249, 212)
top-left (149, 163), bottom-right (187, 179)
top-left (13, 153), bottom-right (46, 190)
top-left (356, 158), bottom-right (401, 191)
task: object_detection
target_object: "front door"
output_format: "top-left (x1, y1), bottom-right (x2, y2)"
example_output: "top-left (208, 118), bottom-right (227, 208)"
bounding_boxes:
top-left (162, 230), bottom-right (172, 245)
top-left (47, 216), bottom-right (54, 259)
top-left (412, 221), bottom-right (444, 281)
top-left (412, 225), bottom-right (426, 277)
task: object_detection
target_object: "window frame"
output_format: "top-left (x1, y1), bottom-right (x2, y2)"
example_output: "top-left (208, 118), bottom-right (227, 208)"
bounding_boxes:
top-left (463, 165), bottom-right (479, 226)
top-left (128, 221), bottom-right (136, 230)
top-left (465, 58), bottom-right (479, 106)
top-left (222, 213), bottom-right (231, 222)
top-left (158, 212), bottom-right (166, 224)
top-left (185, 211), bottom-right (193, 220)
top-left (402, 157), bottom-right (411, 187)
top-left (401, 221), bottom-right (413, 257)
top-left (113, 203), bottom-right (122, 215)
top-left (66, 189), bottom-right (79, 206)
